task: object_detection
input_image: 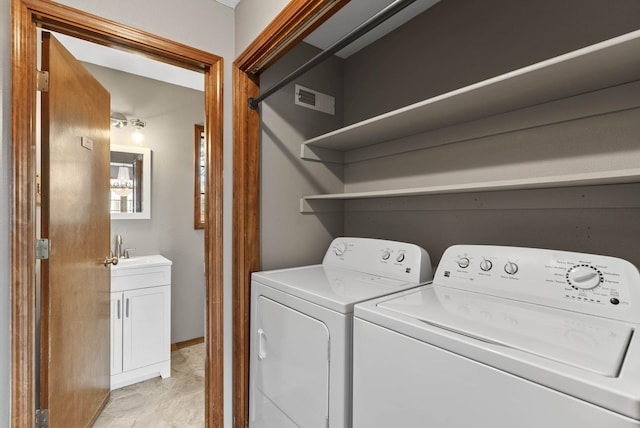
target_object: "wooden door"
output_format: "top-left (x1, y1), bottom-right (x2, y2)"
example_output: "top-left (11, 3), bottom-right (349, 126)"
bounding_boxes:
top-left (40, 32), bottom-right (112, 427)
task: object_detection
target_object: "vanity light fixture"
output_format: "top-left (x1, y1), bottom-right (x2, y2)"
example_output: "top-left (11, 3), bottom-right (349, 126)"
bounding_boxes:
top-left (110, 111), bottom-right (128, 128)
top-left (110, 112), bottom-right (146, 142)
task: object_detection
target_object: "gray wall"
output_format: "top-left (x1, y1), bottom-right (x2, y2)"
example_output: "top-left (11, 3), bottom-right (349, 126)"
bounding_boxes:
top-left (260, 42), bottom-right (344, 269)
top-left (0, 0), bottom-right (10, 421)
top-left (344, 183), bottom-right (640, 269)
top-left (258, 0), bottom-right (640, 272)
top-left (85, 63), bottom-right (206, 343)
top-left (340, 0), bottom-right (640, 268)
top-left (257, 0), bottom-right (640, 272)
top-left (344, 0), bottom-right (640, 124)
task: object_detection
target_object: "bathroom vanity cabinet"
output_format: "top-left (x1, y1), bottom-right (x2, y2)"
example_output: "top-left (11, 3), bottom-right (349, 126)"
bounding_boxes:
top-left (110, 255), bottom-right (172, 390)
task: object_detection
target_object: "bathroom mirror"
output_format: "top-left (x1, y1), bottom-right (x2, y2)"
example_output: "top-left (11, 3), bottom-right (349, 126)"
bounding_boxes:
top-left (110, 144), bottom-right (151, 220)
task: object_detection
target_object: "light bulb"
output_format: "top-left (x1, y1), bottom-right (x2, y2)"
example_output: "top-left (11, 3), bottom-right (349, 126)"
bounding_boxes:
top-left (129, 118), bottom-right (146, 144)
top-left (132, 129), bottom-right (144, 143)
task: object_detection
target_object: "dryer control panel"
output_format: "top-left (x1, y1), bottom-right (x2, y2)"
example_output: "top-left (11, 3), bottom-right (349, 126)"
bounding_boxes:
top-left (323, 237), bottom-right (433, 284)
top-left (435, 245), bottom-right (640, 323)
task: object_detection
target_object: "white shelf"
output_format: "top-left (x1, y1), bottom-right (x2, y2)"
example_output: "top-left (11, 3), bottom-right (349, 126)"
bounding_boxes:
top-left (300, 169), bottom-right (640, 213)
top-left (301, 30), bottom-right (640, 163)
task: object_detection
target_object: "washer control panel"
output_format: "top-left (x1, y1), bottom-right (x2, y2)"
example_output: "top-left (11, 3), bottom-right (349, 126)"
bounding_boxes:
top-left (436, 245), bottom-right (640, 323)
top-left (323, 237), bottom-right (433, 283)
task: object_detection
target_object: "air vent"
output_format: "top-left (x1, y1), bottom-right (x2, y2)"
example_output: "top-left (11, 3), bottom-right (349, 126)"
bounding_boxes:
top-left (295, 84), bottom-right (335, 115)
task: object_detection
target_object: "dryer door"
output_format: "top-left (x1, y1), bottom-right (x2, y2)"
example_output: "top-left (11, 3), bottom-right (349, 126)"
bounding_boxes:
top-left (253, 296), bottom-right (330, 428)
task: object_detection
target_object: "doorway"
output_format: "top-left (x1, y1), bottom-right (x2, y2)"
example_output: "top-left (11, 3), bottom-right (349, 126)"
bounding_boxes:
top-left (11, 0), bottom-right (224, 426)
top-left (43, 31), bottom-right (207, 424)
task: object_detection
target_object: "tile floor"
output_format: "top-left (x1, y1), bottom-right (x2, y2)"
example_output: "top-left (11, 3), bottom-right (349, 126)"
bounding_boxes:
top-left (93, 343), bottom-right (204, 427)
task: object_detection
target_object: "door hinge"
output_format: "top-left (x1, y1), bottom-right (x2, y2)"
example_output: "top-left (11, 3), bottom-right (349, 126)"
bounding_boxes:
top-left (35, 408), bottom-right (48, 428)
top-left (37, 70), bottom-right (49, 92)
top-left (36, 239), bottom-right (50, 260)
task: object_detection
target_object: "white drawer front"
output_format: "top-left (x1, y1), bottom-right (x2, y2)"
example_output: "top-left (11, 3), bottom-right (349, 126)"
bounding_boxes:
top-left (111, 267), bottom-right (171, 292)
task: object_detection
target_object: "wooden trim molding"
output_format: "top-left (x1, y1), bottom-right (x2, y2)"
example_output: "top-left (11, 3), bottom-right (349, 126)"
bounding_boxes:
top-left (204, 56), bottom-right (225, 427)
top-left (11, 1), bottom-right (37, 426)
top-left (11, 1), bottom-right (224, 426)
top-left (21, 0), bottom-right (213, 71)
top-left (171, 336), bottom-right (205, 351)
top-left (232, 1), bottom-right (350, 426)
top-left (231, 64), bottom-right (261, 428)
top-left (235, 0), bottom-right (351, 75)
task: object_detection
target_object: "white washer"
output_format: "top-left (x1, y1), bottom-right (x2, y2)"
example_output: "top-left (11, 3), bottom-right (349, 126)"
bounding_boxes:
top-left (353, 245), bottom-right (640, 428)
top-left (249, 237), bottom-right (433, 428)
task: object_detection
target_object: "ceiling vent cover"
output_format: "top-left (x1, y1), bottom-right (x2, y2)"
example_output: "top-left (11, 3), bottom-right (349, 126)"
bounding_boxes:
top-left (295, 84), bottom-right (335, 115)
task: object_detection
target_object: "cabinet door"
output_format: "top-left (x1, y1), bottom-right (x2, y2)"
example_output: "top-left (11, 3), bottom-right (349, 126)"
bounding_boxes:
top-left (122, 285), bottom-right (171, 371)
top-left (111, 292), bottom-right (123, 375)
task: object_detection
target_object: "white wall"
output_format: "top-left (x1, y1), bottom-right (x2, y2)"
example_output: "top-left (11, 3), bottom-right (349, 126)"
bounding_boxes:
top-left (0, 0), bottom-right (11, 422)
top-left (234, 0), bottom-right (290, 55)
top-left (0, 0), bottom-right (235, 425)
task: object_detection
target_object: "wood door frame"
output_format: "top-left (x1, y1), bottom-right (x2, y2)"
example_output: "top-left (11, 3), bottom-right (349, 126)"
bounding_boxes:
top-left (11, 0), bottom-right (224, 426)
top-left (232, 1), bottom-right (350, 426)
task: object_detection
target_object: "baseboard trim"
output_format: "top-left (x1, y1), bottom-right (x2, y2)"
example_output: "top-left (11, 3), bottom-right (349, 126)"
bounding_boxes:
top-left (171, 336), bottom-right (205, 351)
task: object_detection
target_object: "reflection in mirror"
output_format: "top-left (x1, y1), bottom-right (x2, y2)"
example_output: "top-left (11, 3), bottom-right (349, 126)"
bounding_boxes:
top-left (110, 144), bottom-right (151, 219)
top-left (194, 124), bottom-right (206, 229)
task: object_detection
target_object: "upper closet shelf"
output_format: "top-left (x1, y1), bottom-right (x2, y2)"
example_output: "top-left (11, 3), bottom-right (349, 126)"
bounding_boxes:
top-left (300, 30), bottom-right (640, 164)
top-left (299, 169), bottom-right (640, 213)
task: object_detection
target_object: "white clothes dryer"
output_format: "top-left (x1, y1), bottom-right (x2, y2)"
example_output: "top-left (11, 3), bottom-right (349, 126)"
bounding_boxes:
top-left (352, 245), bottom-right (640, 428)
top-left (249, 237), bottom-right (432, 428)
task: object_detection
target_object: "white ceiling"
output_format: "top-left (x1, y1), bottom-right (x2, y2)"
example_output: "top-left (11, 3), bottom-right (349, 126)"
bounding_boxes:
top-left (215, 0), bottom-right (240, 8)
top-left (52, 32), bottom-right (205, 92)
top-left (55, 0), bottom-right (438, 92)
top-left (304, 0), bottom-right (439, 58)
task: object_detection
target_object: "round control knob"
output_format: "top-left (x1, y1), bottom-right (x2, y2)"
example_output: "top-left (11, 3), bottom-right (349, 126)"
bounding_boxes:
top-left (457, 257), bottom-right (470, 269)
top-left (381, 251), bottom-right (391, 261)
top-left (504, 261), bottom-right (518, 275)
top-left (566, 265), bottom-right (602, 290)
top-left (333, 242), bottom-right (347, 256)
top-left (396, 253), bottom-right (405, 263)
top-left (480, 259), bottom-right (493, 272)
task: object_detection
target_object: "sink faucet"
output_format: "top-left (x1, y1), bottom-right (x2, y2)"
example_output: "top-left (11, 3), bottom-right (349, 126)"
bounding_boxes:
top-left (115, 234), bottom-right (123, 259)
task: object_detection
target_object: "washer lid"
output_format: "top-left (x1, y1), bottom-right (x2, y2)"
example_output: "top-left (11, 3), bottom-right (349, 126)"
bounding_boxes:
top-left (377, 286), bottom-right (632, 377)
top-left (252, 265), bottom-right (417, 313)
